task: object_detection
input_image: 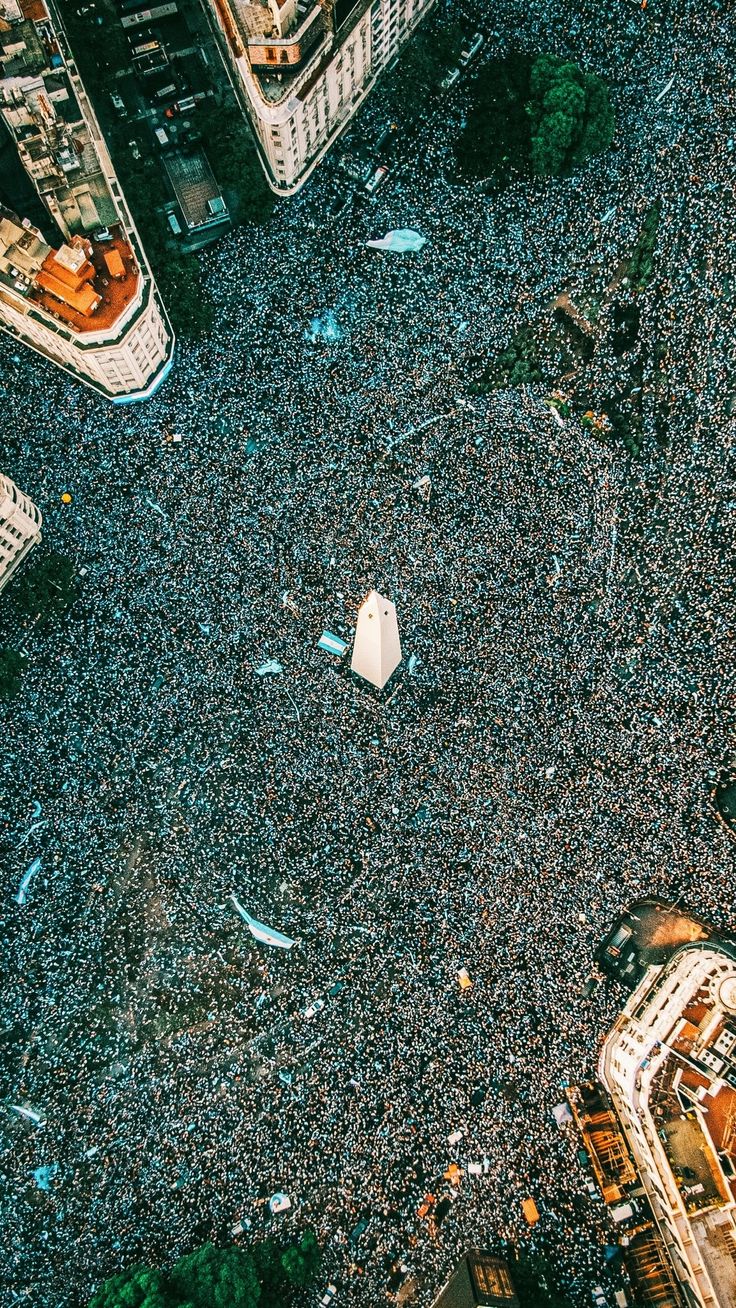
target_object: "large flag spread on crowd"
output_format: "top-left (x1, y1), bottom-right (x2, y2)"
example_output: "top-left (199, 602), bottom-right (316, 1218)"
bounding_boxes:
top-left (229, 892), bottom-right (296, 949)
top-left (366, 229), bottom-right (427, 253)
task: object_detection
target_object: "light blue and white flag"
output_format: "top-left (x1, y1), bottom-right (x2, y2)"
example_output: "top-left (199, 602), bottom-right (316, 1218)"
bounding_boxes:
top-left (317, 630), bottom-right (347, 657)
top-left (230, 893), bottom-right (296, 950)
top-left (367, 228), bottom-right (427, 253)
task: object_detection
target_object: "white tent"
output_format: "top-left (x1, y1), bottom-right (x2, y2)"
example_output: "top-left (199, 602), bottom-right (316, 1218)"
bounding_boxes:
top-left (350, 589), bottom-right (402, 689)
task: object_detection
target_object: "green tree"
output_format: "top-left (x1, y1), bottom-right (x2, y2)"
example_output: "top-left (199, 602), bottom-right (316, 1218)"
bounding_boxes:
top-left (0, 646), bottom-right (26, 700)
top-left (527, 55), bottom-right (614, 176)
top-left (14, 552), bottom-right (76, 621)
top-left (89, 1265), bottom-right (172, 1308)
top-left (280, 1229), bottom-right (321, 1287)
top-left (170, 1243), bottom-right (261, 1308)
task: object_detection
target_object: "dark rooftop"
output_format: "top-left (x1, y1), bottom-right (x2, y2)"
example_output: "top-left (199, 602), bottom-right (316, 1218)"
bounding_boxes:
top-left (162, 147), bottom-right (228, 231)
top-left (433, 1251), bottom-right (519, 1308)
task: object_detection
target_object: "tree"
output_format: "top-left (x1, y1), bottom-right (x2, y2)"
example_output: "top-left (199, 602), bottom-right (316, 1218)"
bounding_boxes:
top-left (527, 55), bottom-right (614, 176)
top-left (170, 1243), bottom-right (261, 1308)
top-left (89, 1266), bottom-right (172, 1308)
top-left (0, 646), bottom-right (26, 700)
top-left (14, 552), bottom-right (76, 620)
top-left (280, 1229), bottom-right (321, 1287)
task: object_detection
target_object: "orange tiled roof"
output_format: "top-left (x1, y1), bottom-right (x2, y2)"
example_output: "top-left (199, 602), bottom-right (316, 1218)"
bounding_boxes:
top-left (35, 266), bottom-right (100, 316)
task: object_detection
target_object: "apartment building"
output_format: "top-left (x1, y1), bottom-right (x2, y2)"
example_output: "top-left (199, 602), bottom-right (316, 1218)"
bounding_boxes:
top-left (0, 0), bottom-right (174, 400)
top-left (207, 0), bottom-right (438, 192)
top-left (0, 472), bottom-right (42, 594)
top-left (599, 940), bottom-right (736, 1307)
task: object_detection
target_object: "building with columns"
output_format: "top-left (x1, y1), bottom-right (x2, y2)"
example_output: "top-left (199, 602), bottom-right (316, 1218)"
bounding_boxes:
top-left (0, 0), bottom-right (174, 401)
top-left (0, 473), bottom-right (42, 594)
top-left (206, 0), bottom-right (438, 193)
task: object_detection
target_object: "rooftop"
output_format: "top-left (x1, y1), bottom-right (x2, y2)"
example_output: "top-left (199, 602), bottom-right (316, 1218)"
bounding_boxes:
top-left (432, 1251), bottom-right (519, 1308)
top-left (163, 148), bottom-right (228, 231)
top-left (30, 229), bottom-right (140, 331)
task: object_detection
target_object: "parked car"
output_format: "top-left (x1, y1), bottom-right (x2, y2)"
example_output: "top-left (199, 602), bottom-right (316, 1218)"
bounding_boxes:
top-left (459, 33), bottom-right (484, 66)
top-left (440, 67), bottom-right (461, 90)
top-left (93, 228), bottom-right (112, 242)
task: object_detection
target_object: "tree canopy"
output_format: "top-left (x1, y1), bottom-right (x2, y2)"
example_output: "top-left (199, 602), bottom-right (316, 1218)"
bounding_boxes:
top-left (280, 1229), bottom-right (321, 1286)
top-left (89, 1265), bottom-right (172, 1308)
top-left (457, 51), bottom-right (614, 183)
top-left (528, 55), bottom-right (615, 176)
top-left (170, 1244), bottom-right (261, 1308)
top-left (88, 1232), bottom-right (322, 1308)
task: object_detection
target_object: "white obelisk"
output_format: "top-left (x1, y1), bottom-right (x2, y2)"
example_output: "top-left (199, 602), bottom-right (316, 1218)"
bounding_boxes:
top-left (351, 589), bottom-right (402, 689)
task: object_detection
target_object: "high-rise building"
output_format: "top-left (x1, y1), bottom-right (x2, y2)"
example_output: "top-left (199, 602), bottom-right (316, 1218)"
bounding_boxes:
top-left (0, 473), bottom-right (42, 594)
top-left (0, 0), bottom-right (174, 401)
top-left (206, 0), bottom-right (438, 193)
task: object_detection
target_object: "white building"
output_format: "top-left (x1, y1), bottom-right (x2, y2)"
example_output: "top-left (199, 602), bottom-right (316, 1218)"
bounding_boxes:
top-left (599, 941), bottom-right (736, 1308)
top-left (207, 0), bottom-right (438, 193)
top-left (0, 473), bottom-right (42, 593)
top-left (0, 0), bottom-right (174, 401)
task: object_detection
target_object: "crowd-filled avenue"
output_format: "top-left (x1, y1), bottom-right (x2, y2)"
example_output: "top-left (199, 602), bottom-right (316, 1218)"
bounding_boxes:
top-left (1, 0), bottom-right (734, 1303)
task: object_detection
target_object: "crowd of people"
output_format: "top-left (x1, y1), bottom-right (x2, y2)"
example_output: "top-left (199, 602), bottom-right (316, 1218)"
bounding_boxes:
top-left (1, 0), bottom-right (734, 1304)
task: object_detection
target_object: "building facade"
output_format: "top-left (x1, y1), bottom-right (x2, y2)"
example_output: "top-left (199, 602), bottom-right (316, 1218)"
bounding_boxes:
top-left (206, 0), bottom-right (438, 192)
top-left (0, 0), bottom-right (174, 401)
top-left (0, 473), bottom-right (42, 593)
top-left (599, 941), bottom-right (736, 1308)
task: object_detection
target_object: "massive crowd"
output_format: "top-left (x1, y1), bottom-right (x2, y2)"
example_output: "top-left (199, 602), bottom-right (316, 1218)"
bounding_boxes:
top-left (1, 0), bottom-right (734, 1304)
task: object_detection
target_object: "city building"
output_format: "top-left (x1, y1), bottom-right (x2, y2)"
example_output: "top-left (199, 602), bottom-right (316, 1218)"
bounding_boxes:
top-left (598, 935), bottom-right (736, 1307)
top-left (206, 0), bottom-right (438, 193)
top-left (431, 1251), bottom-right (519, 1308)
top-left (0, 0), bottom-right (174, 400)
top-left (0, 472), bottom-right (42, 593)
top-left (163, 147), bottom-right (230, 249)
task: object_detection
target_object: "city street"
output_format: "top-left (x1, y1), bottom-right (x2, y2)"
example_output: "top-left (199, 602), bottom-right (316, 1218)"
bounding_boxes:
top-left (1, 0), bottom-right (734, 1304)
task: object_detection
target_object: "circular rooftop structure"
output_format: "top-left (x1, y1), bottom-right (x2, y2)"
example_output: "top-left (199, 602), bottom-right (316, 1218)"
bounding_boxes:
top-left (719, 976), bottom-right (736, 1013)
